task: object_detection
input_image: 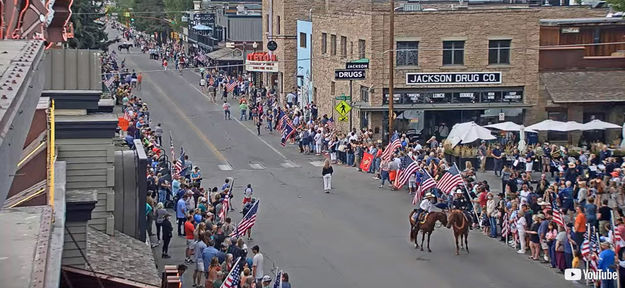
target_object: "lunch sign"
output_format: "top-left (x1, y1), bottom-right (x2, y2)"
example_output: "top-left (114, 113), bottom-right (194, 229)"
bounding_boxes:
top-left (406, 72), bottom-right (502, 85)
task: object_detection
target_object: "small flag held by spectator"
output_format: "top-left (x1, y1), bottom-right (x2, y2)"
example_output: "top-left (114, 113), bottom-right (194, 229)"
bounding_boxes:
top-left (381, 139), bottom-right (401, 161)
top-left (551, 201), bottom-right (564, 227)
top-left (413, 169), bottom-right (436, 205)
top-left (230, 200), bottom-right (260, 238)
top-left (222, 257), bottom-right (242, 288)
top-left (394, 160), bottom-right (419, 190)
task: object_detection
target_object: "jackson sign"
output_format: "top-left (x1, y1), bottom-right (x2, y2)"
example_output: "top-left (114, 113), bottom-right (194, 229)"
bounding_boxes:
top-left (406, 72), bottom-right (502, 85)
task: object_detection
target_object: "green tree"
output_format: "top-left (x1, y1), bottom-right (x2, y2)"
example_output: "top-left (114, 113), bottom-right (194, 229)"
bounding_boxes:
top-left (67, 0), bottom-right (110, 50)
top-left (607, 0), bottom-right (625, 11)
top-left (133, 0), bottom-right (168, 35)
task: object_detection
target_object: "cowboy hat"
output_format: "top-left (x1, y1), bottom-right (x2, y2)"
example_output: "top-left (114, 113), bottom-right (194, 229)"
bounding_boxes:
top-left (536, 198), bottom-right (550, 206)
top-left (425, 193), bottom-right (435, 198)
top-left (455, 189), bottom-right (464, 194)
top-left (568, 162), bottom-right (576, 168)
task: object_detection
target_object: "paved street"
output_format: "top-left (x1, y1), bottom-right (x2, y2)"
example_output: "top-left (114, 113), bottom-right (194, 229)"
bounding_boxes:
top-left (120, 46), bottom-right (579, 288)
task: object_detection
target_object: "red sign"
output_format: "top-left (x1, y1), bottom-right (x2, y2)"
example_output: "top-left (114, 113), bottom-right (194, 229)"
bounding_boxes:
top-left (246, 52), bottom-right (277, 61)
top-left (360, 152), bottom-right (374, 172)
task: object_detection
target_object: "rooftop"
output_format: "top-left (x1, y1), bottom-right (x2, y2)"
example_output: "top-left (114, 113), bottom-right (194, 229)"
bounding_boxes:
top-left (0, 205), bottom-right (53, 288)
top-left (87, 227), bottom-right (160, 287)
top-left (540, 17), bottom-right (625, 25)
top-left (541, 70), bottom-right (625, 103)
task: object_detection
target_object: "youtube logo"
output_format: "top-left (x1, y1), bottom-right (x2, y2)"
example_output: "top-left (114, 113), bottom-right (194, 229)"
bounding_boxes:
top-left (565, 268), bottom-right (582, 281)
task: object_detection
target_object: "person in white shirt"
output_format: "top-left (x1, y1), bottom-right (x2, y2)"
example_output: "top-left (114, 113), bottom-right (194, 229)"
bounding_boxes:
top-left (252, 245), bottom-right (264, 286)
top-left (517, 210), bottom-right (527, 254)
top-left (413, 193), bottom-right (436, 223)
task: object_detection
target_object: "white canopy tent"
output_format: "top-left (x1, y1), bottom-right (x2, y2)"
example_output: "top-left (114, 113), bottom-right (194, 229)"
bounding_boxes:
top-left (447, 121), bottom-right (496, 147)
top-left (484, 121), bottom-right (537, 133)
top-left (526, 119), bottom-right (565, 131)
top-left (581, 119), bottom-right (622, 131)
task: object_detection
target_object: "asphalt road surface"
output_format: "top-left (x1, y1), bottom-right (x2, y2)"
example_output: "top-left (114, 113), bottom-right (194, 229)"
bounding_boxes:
top-left (115, 35), bottom-right (578, 288)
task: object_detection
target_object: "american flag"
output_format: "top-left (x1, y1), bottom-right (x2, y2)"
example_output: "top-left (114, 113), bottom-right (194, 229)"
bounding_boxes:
top-left (104, 75), bottom-right (115, 89)
top-left (502, 212), bottom-right (509, 237)
top-left (551, 201), bottom-right (564, 227)
top-left (222, 257), bottom-right (242, 288)
top-left (281, 119), bottom-right (296, 147)
top-left (174, 147), bottom-right (185, 177)
top-left (581, 225), bottom-right (598, 271)
top-left (230, 200), bottom-right (259, 238)
top-left (413, 169), bottom-right (436, 205)
top-left (614, 221), bottom-right (623, 250)
top-left (226, 80), bottom-right (237, 92)
top-left (436, 165), bottom-right (464, 194)
top-left (219, 194), bottom-right (230, 223)
top-left (273, 270), bottom-right (282, 288)
top-left (394, 160), bottom-right (419, 190)
top-left (381, 139), bottom-right (401, 161)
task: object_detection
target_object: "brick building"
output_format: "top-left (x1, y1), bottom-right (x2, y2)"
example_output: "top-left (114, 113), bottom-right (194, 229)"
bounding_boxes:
top-left (306, 3), bottom-right (606, 141)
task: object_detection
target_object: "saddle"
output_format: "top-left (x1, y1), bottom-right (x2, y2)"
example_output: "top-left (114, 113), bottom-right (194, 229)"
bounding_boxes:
top-left (418, 212), bottom-right (430, 225)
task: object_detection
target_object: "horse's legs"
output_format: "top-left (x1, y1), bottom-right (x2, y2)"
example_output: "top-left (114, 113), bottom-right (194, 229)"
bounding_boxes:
top-left (465, 232), bottom-right (470, 254)
top-left (427, 232), bottom-right (432, 253)
top-left (455, 234), bottom-right (460, 255)
top-left (420, 230), bottom-right (425, 251)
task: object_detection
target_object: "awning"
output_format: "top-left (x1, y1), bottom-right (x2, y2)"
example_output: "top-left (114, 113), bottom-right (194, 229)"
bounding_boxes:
top-left (541, 71), bottom-right (625, 103)
top-left (206, 47), bottom-right (244, 62)
top-left (358, 102), bottom-right (531, 112)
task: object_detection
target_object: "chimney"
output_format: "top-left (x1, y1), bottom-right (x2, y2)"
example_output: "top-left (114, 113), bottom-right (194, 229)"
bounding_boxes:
top-left (61, 189), bottom-right (97, 268)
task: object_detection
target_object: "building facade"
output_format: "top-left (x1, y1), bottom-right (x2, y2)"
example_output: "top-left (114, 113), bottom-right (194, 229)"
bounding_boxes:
top-left (297, 20), bottom-right (313, 108)
top-left (539, 17), bottom-right (625, 145)
top-left (310, 4), bottom-right (607, 140)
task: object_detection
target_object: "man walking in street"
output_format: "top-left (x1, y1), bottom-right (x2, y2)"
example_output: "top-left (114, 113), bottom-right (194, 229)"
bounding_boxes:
top-left (223, 101), bottom-right (231, 120)
top-left (240, 101), bottom-right (248, 121)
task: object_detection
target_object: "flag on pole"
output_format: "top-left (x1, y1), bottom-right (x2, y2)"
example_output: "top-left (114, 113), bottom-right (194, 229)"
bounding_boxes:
top-left (219, 194), bottom-right (230, 222)
top-left (502, 212), bottom-right (509, 237)
top-left (230, 200), bottom-right (260, 238)
top-left (273, 269), bottom-right (283, 288)
top-left (381, 139), bottom-right (401, 161)
top-left (221, 257), bottom-right (242, 288)
top-left (581, 225), bottom-right (598, 273)
top-left (226, 80), bottom-right (237, 92)
top-left (551, 201), bottom-right (564, 227)
top-left (174, 147), bottom-right (185, 177)
top-left (394, 160), bottom-right (419, 190)
top-left (435, 165), bottom-right (464, 194)
top-left (413, 169), bottom-right (436, 205)
top-left (281, 119), bottom-right (296, 147)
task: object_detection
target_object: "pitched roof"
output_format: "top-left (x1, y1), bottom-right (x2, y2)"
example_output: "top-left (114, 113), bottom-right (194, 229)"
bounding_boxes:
top-left (541, 71), bottom-right (625, 103)
top-left (87, 227), bottom-right (160, 287)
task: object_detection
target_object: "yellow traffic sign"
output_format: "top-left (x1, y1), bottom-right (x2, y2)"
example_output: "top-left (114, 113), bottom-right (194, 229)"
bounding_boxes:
top-left (338, 115), bottom-right (348, 122)
top-left (335, 100), bottom-right (351, 116)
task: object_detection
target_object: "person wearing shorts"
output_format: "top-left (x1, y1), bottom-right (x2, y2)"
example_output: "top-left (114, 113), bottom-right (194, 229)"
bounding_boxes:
top-left (408, 173), bottom-right (417, 194)
top-left (193, 234), bottom-right (207, 286)
top-left (184, 215), bottom-right (195, 263)
top-left (242, 184), bottom-right (253, 207)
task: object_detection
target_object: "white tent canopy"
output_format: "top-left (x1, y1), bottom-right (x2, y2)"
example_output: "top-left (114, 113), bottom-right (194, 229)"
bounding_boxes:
top-left (447, 121), bottom-right (496, 147)
top-left (526, 119), bottom-right (584, 132)
top-left (581, 119), bottom-right (622, 131)
top-left (485, 121), bottom-right (537, 133)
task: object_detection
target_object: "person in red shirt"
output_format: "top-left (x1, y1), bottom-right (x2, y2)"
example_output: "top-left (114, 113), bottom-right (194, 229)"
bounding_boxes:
top-left (184, 214), bottom-right (195, 264)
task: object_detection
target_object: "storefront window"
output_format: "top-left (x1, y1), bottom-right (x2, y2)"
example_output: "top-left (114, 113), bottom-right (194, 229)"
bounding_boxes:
top-left (453, 92), bottom-right (477, 103)
top-left (480, 91), bottom-right (502, 103)
top-left (383, 93), bottom-right (403, 104)
top-left (426, 92), bottom-right (451, 104)
top-left (502, 91), bottom-right (523, 103)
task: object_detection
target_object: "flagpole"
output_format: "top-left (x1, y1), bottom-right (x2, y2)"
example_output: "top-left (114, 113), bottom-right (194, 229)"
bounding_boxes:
top-left (220, 257), bottom-right (242, 288)
top-left (611, 210), bottom-right (621, 288)
top-left (454, 162), bottom-right (479, 226)
top-left (586, 223), bottom-right (590, 287)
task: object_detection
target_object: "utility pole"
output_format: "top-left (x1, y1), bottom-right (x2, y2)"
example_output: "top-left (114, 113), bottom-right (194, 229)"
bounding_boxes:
top-left (388, 0), bottom-right (395, 143)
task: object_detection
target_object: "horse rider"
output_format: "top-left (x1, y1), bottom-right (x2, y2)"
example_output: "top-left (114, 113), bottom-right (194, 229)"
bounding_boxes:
top-left (451, 189), bottom-right (474, 229)
top-left (413, 193), bottom-right (436, 227)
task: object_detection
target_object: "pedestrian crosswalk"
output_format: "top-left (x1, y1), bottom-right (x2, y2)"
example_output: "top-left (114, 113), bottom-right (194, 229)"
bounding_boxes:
top-left (213, 160), bottom-right (322, 170)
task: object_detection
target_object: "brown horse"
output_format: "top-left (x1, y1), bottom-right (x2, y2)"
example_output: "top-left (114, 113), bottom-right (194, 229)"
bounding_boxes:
top-left (447, 210), bottom-right (470, 255)
top-left (409, 210), bottom-right (448, 252)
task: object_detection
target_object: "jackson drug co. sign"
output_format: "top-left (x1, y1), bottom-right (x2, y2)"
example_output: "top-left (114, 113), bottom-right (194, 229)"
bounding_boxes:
top-left (406, 72), bottom-right (502, 85)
